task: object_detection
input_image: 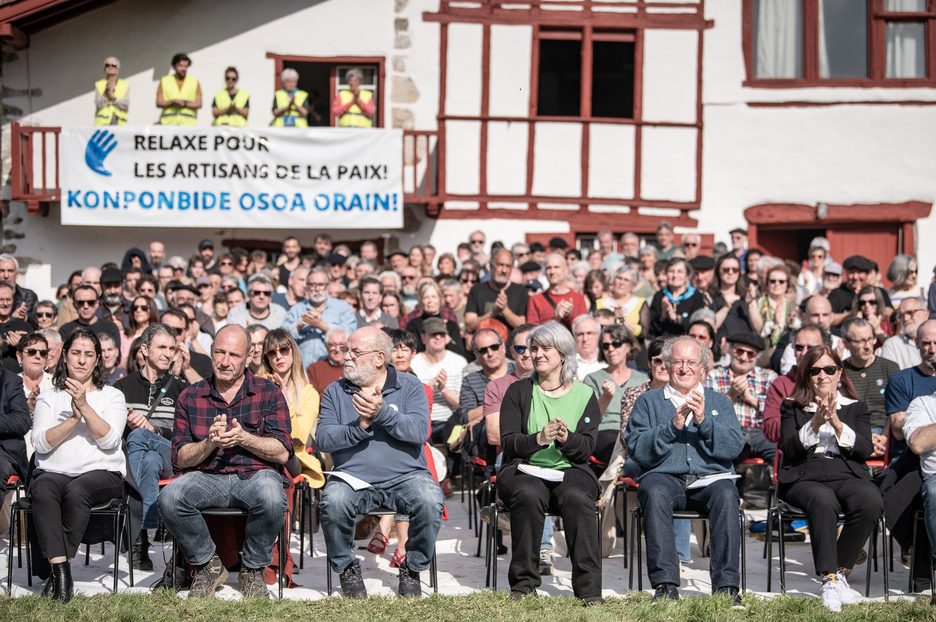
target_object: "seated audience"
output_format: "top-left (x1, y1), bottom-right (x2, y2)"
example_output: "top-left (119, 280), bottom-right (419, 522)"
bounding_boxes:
top-left (306, 327), bottom-right (349, 399)
top-left (526, 254), bottom-right (588, 329)
top-left (648, 259), bottom-right (706, 338)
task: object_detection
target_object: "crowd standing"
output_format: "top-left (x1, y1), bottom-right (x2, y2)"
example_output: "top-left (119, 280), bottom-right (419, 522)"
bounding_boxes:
top-left (5, 220), bottom-right (936, 610)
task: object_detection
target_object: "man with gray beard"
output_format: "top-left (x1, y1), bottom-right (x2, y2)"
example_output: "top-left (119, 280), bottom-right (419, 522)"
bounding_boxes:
top-left (282, 267), bottom-right (357, 369)
top-left (318, 326), bottom-right (444, 599)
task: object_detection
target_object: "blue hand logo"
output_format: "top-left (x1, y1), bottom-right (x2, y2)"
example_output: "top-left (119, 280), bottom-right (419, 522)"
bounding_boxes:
top-left (85, 129), bottom-right (117, 176)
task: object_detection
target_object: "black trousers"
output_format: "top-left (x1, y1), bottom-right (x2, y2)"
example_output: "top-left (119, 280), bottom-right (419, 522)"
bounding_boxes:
top-left (30, 469), bottom-right (124, 560)
top-left (497, 466), bottom-right (601, 598)
top-left (780, 456), bottom-right (883, 575)
top-left (593, 430), bottom-right (617, 466)
top-left (0, 449), bottom-right (16, 497)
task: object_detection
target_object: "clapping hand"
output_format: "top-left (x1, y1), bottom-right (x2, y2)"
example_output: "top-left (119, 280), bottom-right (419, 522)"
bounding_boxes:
top-left (555, 299), bottom-right (574, 320)
top-left (537, 418), bottom-right (567, 446)
top-left (353, 386), bottom-right (383, 420)
top-left (12, 302), bottom-right (28, 321)
top-left (127, 407), bottom-right (154, 432)
top-left (601, 380), bottom-right (617, 400)
top-left (661, 297), bottom-right (677, 322)
top-left (434, 369), bottom-right (448, 391)
top-left (686, 391), bottom-right (706, 425)
top-left (63, 377), bottom-right (87, 412)
top-left (213, 418), bottom-right (248, 449)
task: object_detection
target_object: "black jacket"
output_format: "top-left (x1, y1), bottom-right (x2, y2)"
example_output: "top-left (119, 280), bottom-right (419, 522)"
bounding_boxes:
top-left (648, 289), bottom-right (706, 338)
top-left (778, 399), bottom-right (873, 485)
top-left (499, 377), bottom-right (600, 487)
top-left (0, 368), bottom-right (30, 481)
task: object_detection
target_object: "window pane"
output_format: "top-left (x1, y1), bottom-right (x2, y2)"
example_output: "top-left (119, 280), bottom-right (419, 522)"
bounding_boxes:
top-left (591, 40), bottom-right (634, 119)
top-left (819, 0), bottom-right (868, 78)
top-left (753, 0), bottom-right (803, 78)
top-left (537, 39), bottom-right (582, 117)
top-left (883, 0), bottom-right (926, 12)
top-left (886, 21), bottom-right (926, 78)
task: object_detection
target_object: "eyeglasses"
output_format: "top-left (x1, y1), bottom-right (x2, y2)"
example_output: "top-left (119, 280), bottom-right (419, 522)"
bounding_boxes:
top-left (401, 275), bottom-right (417, 281)
top-left (720, 267), bottom-right (740, 274)
top-left (219, 261), bottom-right (234, 266)
top-left (327, 342), bottom-right (346, 349)
top-left (847, 337), bottom-right (875, 346)
top-left (650, 356), bottom-right (665, 366)
top-left (601, 340), bottom-right (628, 351)
top-left (669, 360), bottom-right (701, 369)
top-left (24, 348), bottom-right (48, 358)
top-left (460, 277), bottom-right (477, 284)
top-left (75, 299), bottom-right (97, 307)
top-left (793, 343), bottom-right (817, 352)
top-left (469, 239), bottom-right (484, 245)
top-left (249, 290), bottom-right (271, 297)
top-left (307, 282), bottom-right (328, 290)
top-left (807, 365), bottom-right (840, 377)
top-left (165, 326), bottom-right (184, 337)
top-left (512, 345), bottom-right (528, 355)
top-left (265, 345), bottom-right (291, 359)
top-left (859, 299), bottom-right (876, 306)
top-left (899, 308), bottom-right (927, 319)
top-left (732, 347), bottom-right (758, 359)
top-left (683, 242), bottom-right (699, 247)
top-left (768, 279), bottom-right (787, 285)
top-left (35, 312), bottom-right (54, 319)
top-left (104, 62), bottom-right (118, 68)
top-left (475, 343), bottom-right (501, 355)
top-left (131, 304), bottom-right (149, 312)
top-left (339, 347), bottom-right (379, 359)
top-left (225, 76), bottom-right (237, 81)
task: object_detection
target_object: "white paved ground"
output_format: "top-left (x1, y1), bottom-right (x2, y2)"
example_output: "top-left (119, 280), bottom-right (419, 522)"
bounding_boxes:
top-left (0, 499), bottom-right (923, 602)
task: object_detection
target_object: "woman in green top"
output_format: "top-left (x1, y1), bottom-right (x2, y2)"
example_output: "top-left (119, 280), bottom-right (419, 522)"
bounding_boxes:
top-left (498, 322), bottom-right (603, 605)
top-left (584, 324), bottom-right (647, 465)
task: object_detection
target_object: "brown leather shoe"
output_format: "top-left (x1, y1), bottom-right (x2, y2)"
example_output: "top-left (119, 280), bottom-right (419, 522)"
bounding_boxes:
top-left (440, 478), bottom-right (454, 498)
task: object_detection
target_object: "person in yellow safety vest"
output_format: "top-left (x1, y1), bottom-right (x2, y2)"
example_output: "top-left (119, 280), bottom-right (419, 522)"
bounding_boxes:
top-left (332, 68), bottom-right (375, 128)
top-left (212, 66), bottom-right (249, 126)
top-left (94, 57), bottom-right (130, 125)
top-left (271, 68), bottom-right (308, 127)
top-left (156, 53), bottom-right (202, 125)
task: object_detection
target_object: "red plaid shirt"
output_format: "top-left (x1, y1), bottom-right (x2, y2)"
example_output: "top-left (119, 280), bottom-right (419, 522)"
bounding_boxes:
top-left (703, 366), bottom-right (778, 429)
top-left (171, 371), bottom-right (294, 482)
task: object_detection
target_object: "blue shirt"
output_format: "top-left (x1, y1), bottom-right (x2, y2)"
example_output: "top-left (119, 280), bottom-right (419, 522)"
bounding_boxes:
top-left (885, 366), bottom-right (936, 414)
top-left (282, 297), bottom-right (357, 369)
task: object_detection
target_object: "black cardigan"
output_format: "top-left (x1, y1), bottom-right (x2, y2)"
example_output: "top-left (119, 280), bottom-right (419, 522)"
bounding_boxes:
top-left (778, 399), bottom-right (874, 485)
top-left (499, 377), bottom-right (601, 486)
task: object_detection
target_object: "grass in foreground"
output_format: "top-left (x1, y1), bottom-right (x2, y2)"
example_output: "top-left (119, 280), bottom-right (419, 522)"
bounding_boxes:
top-left (2, 590), bottom-right (936, 622)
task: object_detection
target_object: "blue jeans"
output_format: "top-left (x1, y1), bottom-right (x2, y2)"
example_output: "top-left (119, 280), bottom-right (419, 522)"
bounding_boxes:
top-left (126, 428), bottom-right (173, 529)
top-left (158, 469), bottom-right (287, 569)
top-left (637, 472), bottom-right (741, 589)
top-left (542, 517), bottom-right (554, 551)
top-left (921, 475), bottom-right (936, 567)
top-left (320, 471), bottom-right (444, 573)
top-left (623, 459), bottom-right (691, 562)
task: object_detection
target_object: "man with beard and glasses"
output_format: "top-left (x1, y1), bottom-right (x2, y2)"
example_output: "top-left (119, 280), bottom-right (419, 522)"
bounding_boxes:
top-left (399, 266), bottom-right (419, 310)
top-left (881, 297), bottom-right (929, 370)
top-left (283, 267), bottom-right (357, 369)
top-left (0, 253), bottom-right (37, 322)
top-left (465, 249), bottom-right (529, 335)
top-left (100, 267), bottom-right (130, 329)
top-left (318, 326), bottom-right (444, 599)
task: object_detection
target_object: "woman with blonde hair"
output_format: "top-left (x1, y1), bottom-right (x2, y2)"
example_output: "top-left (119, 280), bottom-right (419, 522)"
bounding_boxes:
top-left (409, 245), bottom-right (432, 277)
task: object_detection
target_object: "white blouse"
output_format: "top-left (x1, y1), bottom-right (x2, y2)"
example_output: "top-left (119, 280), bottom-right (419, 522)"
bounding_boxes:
top-left (797, 393), bottom-right (857, 455)
top-left (32, 385), bottom-right (128, 477)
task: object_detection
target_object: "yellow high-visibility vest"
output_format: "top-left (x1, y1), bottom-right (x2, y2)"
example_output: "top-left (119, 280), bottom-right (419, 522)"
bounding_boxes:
top-left (94, 78), bottom-right (129, 125)
top-left (212, 89), bottom-right (250, 126)
top-left (337, 89), bottom-right (374, 128)
top-left (159, 74), bottom-right (199, 126)
top-left (272, 89), bottom-right (309, 127)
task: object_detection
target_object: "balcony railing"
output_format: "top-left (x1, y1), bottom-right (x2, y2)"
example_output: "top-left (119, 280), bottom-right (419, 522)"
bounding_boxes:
top-left (9, 123), bottom-right (439, 215)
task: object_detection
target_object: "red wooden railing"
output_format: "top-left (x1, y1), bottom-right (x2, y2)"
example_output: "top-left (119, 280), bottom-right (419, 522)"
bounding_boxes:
top-left (9, 124), bottom-right (439, 214)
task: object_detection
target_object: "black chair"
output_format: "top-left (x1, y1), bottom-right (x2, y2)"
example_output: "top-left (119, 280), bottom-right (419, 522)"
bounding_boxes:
top-left (4, 475), bottom-right (24, 570)
top-left (170, 507), bottom-right (289, 599)
top-left (629, 505), bottom-right (747, 593)
top-left (613, 476), bottom-right (639, 569)
top-left (475, 476), bottom-right (496, 558)
top-left (908, 509), bottom-right (935, 596)
top-left (484, 502), bottom-right (601, 591)
top-left (324, 507), bottom-right (438, 596)
top-left (295, 481), bottom-right (320, 570)
top-left (461, 455), bottom-right (487, 536)
top-left (6, 492), bottom-right (133, 594)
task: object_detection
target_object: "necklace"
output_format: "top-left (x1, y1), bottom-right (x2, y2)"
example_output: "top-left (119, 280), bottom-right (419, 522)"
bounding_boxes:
top-left (540, 380), bottom-right (564, 392)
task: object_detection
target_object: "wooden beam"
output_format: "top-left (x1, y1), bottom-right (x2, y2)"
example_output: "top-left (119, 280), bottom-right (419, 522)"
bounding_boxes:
top-left (744, 201), bottom-right (932, 226)
top-left (0, 23), bottom-right (28, 49)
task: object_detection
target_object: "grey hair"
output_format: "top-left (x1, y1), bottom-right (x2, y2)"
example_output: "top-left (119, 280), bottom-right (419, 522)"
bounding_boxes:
top-left (622, 232), bottom-right (639, 243)
top-left (39, 327), bottom-right (62, 347)
top-left (571, 313), bottom-right (599, 337)
top-left (471, 328), bottom-right (503, 351)
top-left (378, 270), bottom-right (401, 289)
top-left (661, 335), bottom-right (711, 369)
top-left (354, 325), bottom-right (392, 360)
top-left (281, 68), bottom-right (299, 82)
top-left (0, 254), bottom-right (19, 272)
top-left (793, 323), bottom-right (832, 348)
top-left (246, 273), bottom-right (272, 290)
top-left (97, 332), bottom-right (116, 347)
top-left (441, 278), bottom-right (461, 292)
top-left (140, 323), bottom-right (175, 348)
top-left (689, 307), bottom-right (716, 325)
top-left (104, 56), bottom-right (121, 69)
top-left (840, 316), bottom-right (870, 342)
top-left (511, 242), bottom-right (529, 258)
top-left (613, 266), bottom-right (639, 286)
top-left (527, 321), bottom-right (578, 385)
top-left (809, 236), bottom-right (831, 252)
top-left (887, 254), bottom-right (917, 289)
top-left (638, 246), bottom-right (658, 259)
top-left (308, 267), bottom-right (329, 280)
top-left (220, 274), bottom-right (241, 288)
top-left (289, 265), bottom-right (311, 280)
top-left (345, 68), bottom-right (364, 83)
top-left (418, 280), bottom-right (444, 304)
top-left (756, 255), bottom-right (784, 277)
top-left (571, 260), bottom-right (591, 275)
top-left (325, 326), bottom-right (348, 343)
top-left (563, 276), bottom-right (581, 293)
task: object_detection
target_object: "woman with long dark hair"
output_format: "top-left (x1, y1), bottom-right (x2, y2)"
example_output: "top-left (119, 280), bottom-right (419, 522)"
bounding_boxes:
top-left (121, 295), bottom-right (158, 368)
top-left (779, 345), bottom-right (883, 612)
top-left (30, 328), bottom-right (129, 601)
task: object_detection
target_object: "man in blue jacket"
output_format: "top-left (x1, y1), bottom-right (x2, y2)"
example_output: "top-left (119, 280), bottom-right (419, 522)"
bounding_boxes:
top-left (626, 336), bottom-right (745, 608)
top-left (318, 326), bottom-right (444, 599)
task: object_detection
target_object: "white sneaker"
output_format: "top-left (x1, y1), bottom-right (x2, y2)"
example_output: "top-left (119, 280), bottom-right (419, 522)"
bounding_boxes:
top-left (821, 579), bottom-right (842, 612)
top-left (835, 570), bottom-right (857, 605)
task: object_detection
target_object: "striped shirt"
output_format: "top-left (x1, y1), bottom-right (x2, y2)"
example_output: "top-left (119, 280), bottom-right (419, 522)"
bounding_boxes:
top-left (114, 370), bottom-right (189, 439)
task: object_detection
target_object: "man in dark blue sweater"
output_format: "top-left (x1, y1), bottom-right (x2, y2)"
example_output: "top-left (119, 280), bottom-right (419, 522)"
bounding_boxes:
top-left (318, 326), bottom-right (444, 599)
top-left (626, 336), bottom-right (745, 608)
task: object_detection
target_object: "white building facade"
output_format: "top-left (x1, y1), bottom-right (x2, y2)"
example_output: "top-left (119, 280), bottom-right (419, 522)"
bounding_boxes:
top-left (0, 0), bottom-right (932, 295)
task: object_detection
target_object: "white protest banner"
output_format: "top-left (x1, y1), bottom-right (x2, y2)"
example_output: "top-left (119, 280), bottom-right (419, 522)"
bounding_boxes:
top-left (60, 126), bottom-right (403, 229)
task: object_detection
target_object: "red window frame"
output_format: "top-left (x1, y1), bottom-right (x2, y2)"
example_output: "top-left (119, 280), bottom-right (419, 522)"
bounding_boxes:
top-left (533, 27), bottom-right (642, 122)
top-left (742, 0), bottom-right (936, 88)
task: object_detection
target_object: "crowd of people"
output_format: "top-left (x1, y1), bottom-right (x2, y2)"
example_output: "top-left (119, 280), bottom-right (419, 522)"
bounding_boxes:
top-left (95, 54), bottom-right (373, 127)
top-left (4, 222), bottom-right (936, 610)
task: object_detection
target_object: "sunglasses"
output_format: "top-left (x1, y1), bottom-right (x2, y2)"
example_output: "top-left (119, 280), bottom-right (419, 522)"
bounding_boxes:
top-left (460, 277), bottom-right (477, 284)
top-left (131, 304), bottom-right (149, 312)
top-left (266, 345), bottom-right (291, 359)
top-left (249, 290), bottom-right (271, 297)
top-left (732, 347), bottom-right (757, 359)
top-left (75, 299), bottom-right (97, 307)
top-left (104, 62), bottom-right (118, 68)
top-left (401, 275), bottom-right (417, 281)
top-left (470, 240), bottom-right (484, 245)
top-left (651, 356), bottom-right (665, 366)
top-left (793, 343), bottom-right (816, 352)
top-left (768, 279), bottom-right (787, 285)
top-left (683, 242), bottom-right (699, 247)
top-left (219, 261), bottom-right (234, 266)
top-left (807, 365), bottom-right (840, 377)
top-left (165, 326), bottom-right (184, 337)
top-left (225, 76), bottom-right (237, 81)
top-left (24, 348), bottom-right (48, 358)
top-left (512, 345), bottom-right (528, 354)
top-left (859, 299), bottom-right (876, 307)
top-left (720, 267), bottom-right (740, 274)
top-left (601, 340), bottom-right (627, 351)
top-left (476, 343), bottom-right (501, 355)
top-left (35, 312), bottom-right (54, 319)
